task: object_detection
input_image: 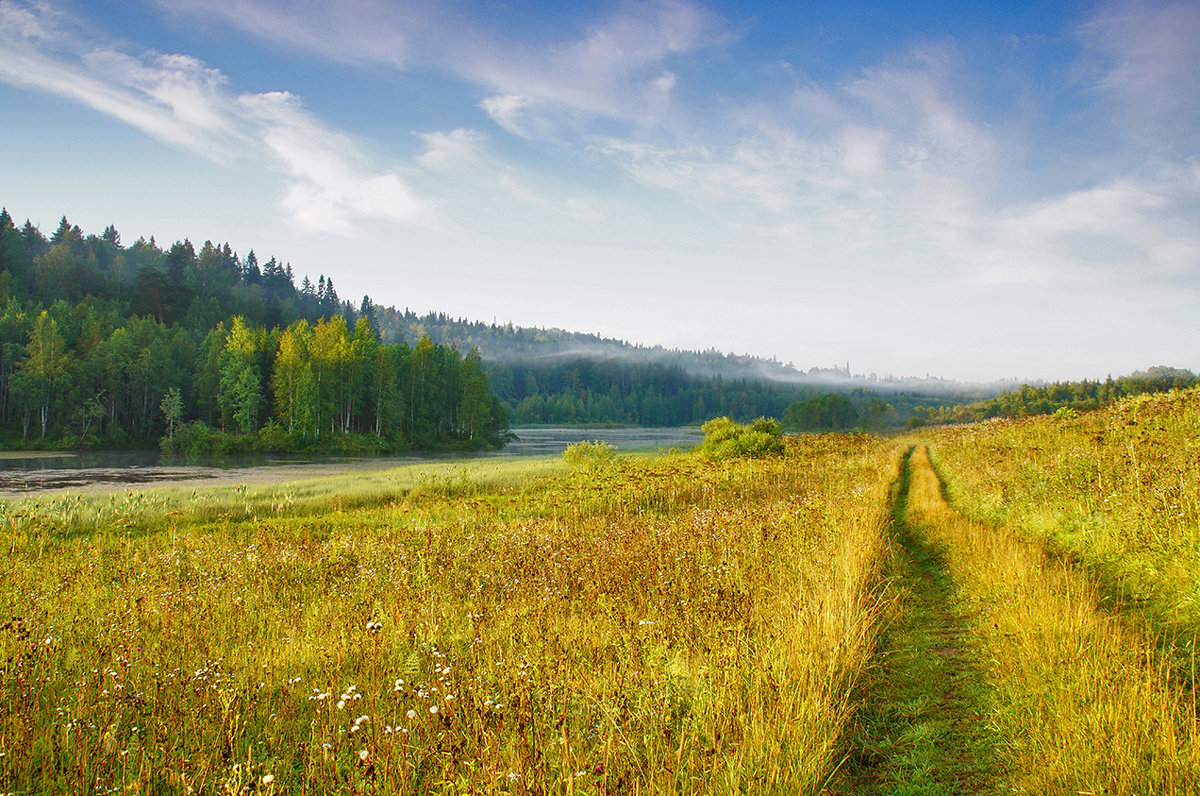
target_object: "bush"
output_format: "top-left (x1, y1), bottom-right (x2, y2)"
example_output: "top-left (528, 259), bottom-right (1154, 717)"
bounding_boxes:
top-left (562, 440), bottom-right (618, 470)
top-left (171, 421), bottom-right (247, 456)
top-left (700, 416), bottom-right (785, 459)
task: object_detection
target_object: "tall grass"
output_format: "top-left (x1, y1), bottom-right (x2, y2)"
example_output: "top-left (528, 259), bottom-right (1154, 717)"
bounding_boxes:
top-left (923, 387), bottom-right (1200, 638)
top-left (904, 445), bottom-right (1199, 793)
top-left (0, 435), bottom-right (894, 794)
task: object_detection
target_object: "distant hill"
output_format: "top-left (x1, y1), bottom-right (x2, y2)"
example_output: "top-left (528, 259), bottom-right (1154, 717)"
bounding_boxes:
top-left (373, 308), bottom-right (1002, 397)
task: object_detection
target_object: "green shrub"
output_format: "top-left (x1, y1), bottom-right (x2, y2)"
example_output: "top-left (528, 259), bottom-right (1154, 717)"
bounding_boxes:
top-left (700, 416), bottom-right (784, 459)
top-left (562, 440), bottom-right (618, 470)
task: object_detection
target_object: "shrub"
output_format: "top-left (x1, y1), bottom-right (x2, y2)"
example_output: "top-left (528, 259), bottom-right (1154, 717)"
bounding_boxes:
top-left (701, 416), bottom-right (785, 459)
top-left (562, 440), bottom-right (618, 470)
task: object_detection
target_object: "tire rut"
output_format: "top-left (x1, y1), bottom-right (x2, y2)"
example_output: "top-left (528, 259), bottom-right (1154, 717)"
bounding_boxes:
top-left (836, 447), bottom-right (1003, 796)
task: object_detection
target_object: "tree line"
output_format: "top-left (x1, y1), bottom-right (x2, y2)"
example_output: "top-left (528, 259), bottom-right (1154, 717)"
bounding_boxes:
top-left (0, 209), bottom-right (509, 452)
top-left (480, 359), bottom-right (954, 429)
top-left (906, 367), bottom-right (1198, 427)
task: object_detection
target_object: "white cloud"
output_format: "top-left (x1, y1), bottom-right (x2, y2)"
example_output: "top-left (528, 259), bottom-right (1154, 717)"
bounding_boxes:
top-left (0, 0), bottom-right (441, 234)
top-left (0, 2), bottom-right (243, 158)
top-left (241, 91), bottom-right (443, 234)
top-left (997, 170), bottom-right (1200, 282)
top-left (416, 128), bottom-right (486, 170)
top-left (480, 94), bottom-right (537, 139)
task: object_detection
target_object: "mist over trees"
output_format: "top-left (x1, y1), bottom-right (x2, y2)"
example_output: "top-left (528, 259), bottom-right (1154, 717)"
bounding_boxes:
top-left (0, 209), bottom-right (509, 451)
top-left (376, 311), bottom-right (982, 428)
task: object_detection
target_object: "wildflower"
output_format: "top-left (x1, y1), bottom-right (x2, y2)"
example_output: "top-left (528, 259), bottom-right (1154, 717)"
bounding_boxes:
top-left (366, 620), bottom-right (383, 633)
top-left (355, 715), bottom-right (369, 726)
top-left (336, 700), bottom-right (346, 711)
top-left (359, 749), bottom-right (370, 762)
top-left (429, 705), bottom-right (439, 715)
top-left (406, 709), bottom-right (416, 720)
top-left (261, 774), bottom-right (274, 785)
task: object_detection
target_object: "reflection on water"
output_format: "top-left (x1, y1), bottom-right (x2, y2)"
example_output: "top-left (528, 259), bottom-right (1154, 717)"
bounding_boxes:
top-left (0, 427), bottom-right (702, 495)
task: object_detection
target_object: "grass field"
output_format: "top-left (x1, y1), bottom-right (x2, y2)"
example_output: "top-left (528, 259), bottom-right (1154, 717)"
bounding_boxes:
top-left (2, 391), bottom-right (1198, 794)
top-left (0, 435), bottom-right (896, 794)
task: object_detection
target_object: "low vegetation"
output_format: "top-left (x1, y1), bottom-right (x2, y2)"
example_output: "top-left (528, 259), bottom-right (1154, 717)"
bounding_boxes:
top-left (0, 435), bottom-right (895, 793)
top-left (4, 388), bottom-right (1199, 793)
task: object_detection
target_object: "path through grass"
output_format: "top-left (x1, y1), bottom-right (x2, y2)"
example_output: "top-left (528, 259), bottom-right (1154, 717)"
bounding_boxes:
top-left (842, 448), bottom-right (1003, 795)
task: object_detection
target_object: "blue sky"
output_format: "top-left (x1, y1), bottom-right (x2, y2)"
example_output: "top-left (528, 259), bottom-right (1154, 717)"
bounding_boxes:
top-left (1, 0), bottom-right (1197, 382)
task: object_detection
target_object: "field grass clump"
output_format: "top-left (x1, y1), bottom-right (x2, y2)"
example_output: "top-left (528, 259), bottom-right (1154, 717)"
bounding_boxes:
top-left (561, 440), bottom-right (617, 470)
top-left (0, 435), bottom-right (895, 794)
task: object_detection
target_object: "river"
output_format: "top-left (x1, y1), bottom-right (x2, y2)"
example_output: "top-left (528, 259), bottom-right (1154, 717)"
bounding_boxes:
top-left (0, 427), bottom-right (702, 496)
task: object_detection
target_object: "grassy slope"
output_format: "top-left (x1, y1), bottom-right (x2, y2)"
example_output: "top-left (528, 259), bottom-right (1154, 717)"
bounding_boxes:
top-left (904, 443), bottom-right (1198, 793)
top-left (925, 387), bottom-right (1200, 645)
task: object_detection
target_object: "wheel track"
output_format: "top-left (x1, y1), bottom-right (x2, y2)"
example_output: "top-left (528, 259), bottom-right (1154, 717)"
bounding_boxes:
top-left (836, 446), bottom-right (1004, 795)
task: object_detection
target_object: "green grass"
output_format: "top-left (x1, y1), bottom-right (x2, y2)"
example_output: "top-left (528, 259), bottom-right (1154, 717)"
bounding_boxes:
top-left (902, 444), bottom-right (1199, 793)
top-left (842, 448), bottom-right (1004, 795)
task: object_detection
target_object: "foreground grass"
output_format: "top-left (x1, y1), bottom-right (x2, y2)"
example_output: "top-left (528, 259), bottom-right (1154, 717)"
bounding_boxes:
top-left (905, 444), bottom-right (1199, 793)
top-left (0, 435), bottom-right (894, 794)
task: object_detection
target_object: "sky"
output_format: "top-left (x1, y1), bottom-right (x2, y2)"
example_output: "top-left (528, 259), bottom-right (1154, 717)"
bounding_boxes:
top-left (0, 0), bottom-right (1197, 383)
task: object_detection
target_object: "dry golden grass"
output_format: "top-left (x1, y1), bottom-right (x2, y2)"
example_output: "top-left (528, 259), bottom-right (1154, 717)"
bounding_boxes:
top-left (0, 435), bottom-right (895, 794)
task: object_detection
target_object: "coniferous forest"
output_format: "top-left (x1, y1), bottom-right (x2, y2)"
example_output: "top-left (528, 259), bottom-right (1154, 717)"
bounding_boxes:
top-left (0, 210), bottom-right (511, 453)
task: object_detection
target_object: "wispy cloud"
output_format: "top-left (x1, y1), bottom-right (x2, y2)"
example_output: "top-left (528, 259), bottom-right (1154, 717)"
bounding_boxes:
top-left (1077, 0), bottom-right (1200, 149)
top-left (414, 127), bottom-right (606, 229)
top-left (153, 0), bottom-right (424, 67)
top-left (470, 0), bottom-right (722, 125)
top-left (0, 1), bottom-right (243, 158)
top-left (0, 0), bottom-right (441, 233)
top-left (241, 91), bottom-right (442, 234)
top-left (155, 0), bottom-right (725, 129)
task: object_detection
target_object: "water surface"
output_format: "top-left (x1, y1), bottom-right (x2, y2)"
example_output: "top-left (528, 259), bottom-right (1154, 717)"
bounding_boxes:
top-left (0, 427), bottom-right (701, 496)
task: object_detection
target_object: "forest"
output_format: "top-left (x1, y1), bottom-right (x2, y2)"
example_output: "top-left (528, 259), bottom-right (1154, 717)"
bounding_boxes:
top-left (0, 209), bottom-right (510, 452)
top-left (4, 206), bottom-right (1186, 448)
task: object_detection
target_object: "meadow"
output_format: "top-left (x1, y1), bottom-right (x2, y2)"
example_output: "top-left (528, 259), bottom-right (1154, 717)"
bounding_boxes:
top-left (2, 390), bottom-right (1199, 794)
top-left (0, 435), bottom-right (896, 794)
